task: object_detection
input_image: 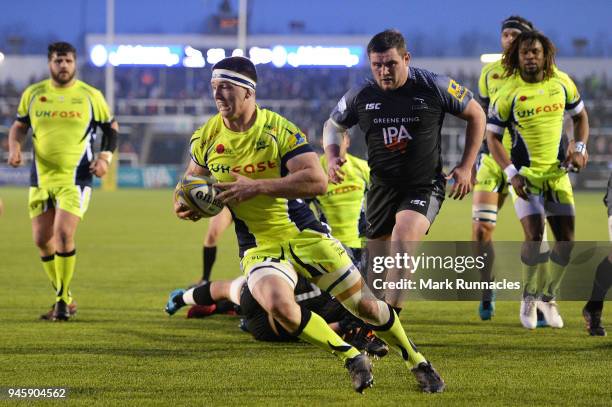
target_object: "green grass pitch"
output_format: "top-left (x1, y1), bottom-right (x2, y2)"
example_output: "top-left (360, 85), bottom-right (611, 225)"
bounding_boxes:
top-left (0, 187), bottom-right (610, 406)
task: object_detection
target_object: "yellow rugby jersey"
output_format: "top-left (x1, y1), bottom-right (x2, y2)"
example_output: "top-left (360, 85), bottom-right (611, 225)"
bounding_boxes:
top-left (315, 154), bottom-right (369, 248)
top-left (478, 59), bottom-right (512, 153)
top-left (190, 107), bottom-right (326, 254)
top-left (487, 70), bottom-right (584, 176)
top-left (17, 79), bottom-right (112, 187)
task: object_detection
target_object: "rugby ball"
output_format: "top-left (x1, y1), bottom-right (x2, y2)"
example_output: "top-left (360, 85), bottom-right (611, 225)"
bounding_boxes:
top-left (175, 174), bottom-right (224, 218)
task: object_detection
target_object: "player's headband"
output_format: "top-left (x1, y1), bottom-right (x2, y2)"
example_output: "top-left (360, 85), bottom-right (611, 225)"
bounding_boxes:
top-left (501, 19), bottom-right (532, 33)
top-left (211, 69), bottom-right (256, 91)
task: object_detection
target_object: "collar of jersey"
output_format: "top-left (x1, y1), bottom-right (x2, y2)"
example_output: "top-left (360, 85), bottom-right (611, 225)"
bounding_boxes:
top-left (219, 105), bottom-right (264, 135)
top-left (47, 79), bottom-right (79, 92)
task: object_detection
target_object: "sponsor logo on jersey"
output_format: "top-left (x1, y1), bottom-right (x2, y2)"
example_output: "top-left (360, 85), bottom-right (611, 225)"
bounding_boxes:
top-left (382, 125), bottom-right (412, 152)
top-left (365, 102), bottom-right (381, 110)
top-left (447, 79), bottom-right (467, 102)
top-left (516, 103), bottom-right (564, 118)
top-left (34, 110), bottom-right (83, 119)
top-left (209, 161), bottom-right (277, 174)
top-left (326, 185), bottom-right (361, 196)
top-left (412, 97), bottom-right (428, 110)
top-left (71, 97), bottom-right (84, 104)
top-left (233, 161), bottom-right (277, 174)
top-left (291, 132), bottom-right (306, 147)
top-left (410, 199), bottom-right (426, 207)
top-left (255, 139), bottom-right (269, 151)
top-left (208, 163), bottom-right (231, 173)
top-left (373, 117), bottom-right (420, 124)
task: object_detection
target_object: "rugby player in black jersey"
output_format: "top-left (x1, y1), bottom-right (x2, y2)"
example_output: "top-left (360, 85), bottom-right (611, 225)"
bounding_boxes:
top-left (323, 29), bottom-right (485, 310)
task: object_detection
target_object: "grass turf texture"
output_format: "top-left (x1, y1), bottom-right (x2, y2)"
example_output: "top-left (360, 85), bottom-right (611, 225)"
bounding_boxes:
top-left (0, 187), bottom-right (610, 406)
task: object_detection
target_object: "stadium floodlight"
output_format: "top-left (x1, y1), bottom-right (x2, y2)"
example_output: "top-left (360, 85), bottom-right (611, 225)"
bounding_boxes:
top-left (481, 53), bottom-right (502, 64)
top-left (207, 48), bottom-right (226, 65)
top-left (183, 46), bottom-right (205, 68)
top-left (286, 46), bottom-right (361, 67)
top-left (271, 45), bottom-right (288, 68)
top-left (249, 47), bottom-right (273, 65)
top-left (90, 45), bottom-right (109, 67)
top-left (106, 45), bottom-right (181, 67)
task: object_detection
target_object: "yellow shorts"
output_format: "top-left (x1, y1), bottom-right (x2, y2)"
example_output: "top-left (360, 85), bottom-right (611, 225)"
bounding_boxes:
top-left (509, 173), bottom-right (575, 219)
top-left (241, 229), bottom-right (355, 292)
top-left (28, 185), bottom-right (92, 219)
top-left (474, 153), bottom-right (508, 194)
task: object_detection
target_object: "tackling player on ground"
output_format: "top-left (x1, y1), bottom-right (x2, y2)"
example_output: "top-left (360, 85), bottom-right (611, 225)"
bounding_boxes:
top-left (7, 42), bottom-right (118, 321)
top-left (486, 31), bottom-right (589, 329)
top-left (174, 56), bottom-right (445, 393)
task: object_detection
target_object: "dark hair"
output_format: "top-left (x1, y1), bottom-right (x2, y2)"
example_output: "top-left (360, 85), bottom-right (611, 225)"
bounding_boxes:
top-left (501, 15), bottom-right (534, 33)
top-left (212, 56), bottom-right (257, 83)
top-left (48, 42), bottom-right (76, 60)
top-left (367, 29), bottom-right (407, 56)
top-left (502, 31), bottom-right (556, 80)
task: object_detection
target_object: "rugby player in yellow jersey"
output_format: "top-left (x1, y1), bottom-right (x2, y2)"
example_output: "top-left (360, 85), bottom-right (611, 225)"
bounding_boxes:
top-left (7, 42), bottom-right (118, 321)
top-left (486, 31), bottom-right (589, 329)
top-left (315, 131), bottom-right (370, 264)
top-left (174, 56), bottom-right (445, 393)
top-left (473, 15), bottom-right (539, 321)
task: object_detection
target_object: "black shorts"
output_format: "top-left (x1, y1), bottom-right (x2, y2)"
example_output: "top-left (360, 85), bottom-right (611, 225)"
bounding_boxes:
top-left (240, 285), bottom-right (295, 342)
top-left (366, 179), bottom-right (446, 239)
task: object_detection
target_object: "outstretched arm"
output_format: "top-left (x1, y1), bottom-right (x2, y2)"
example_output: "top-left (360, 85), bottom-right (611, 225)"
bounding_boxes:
top-left (447, 99), bottom-right (486, 199)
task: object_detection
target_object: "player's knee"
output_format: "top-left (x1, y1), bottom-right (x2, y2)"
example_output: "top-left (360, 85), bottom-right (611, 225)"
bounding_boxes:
top-left (473, 221), bottom-right (495, 241)
top-left (268, 299), bottom-right (300, 325)
top-left (524, 229), bottom-right (544, 242)
top-left (33, 233), bottom-right (53, 250)
top-left (54, 228), bottom-right (75, 249)
top-left (472, 204), bottom-right (497, 241)
top-left (204, 230), bottom-right (221, 246)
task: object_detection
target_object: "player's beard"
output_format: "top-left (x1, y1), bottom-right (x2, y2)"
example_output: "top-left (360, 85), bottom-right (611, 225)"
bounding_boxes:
top-left (51, 69), bottom-right (76, 85)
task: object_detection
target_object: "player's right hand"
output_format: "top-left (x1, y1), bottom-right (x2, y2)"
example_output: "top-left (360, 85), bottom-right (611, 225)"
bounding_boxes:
top-left (327, 157), bottom-right (347, 184)
top-left (510, 174), bottom-right (530, 200)
top-left (8, 149), bottom-right (22, 167)
top-left (174, 199), bottom-right (201, 222)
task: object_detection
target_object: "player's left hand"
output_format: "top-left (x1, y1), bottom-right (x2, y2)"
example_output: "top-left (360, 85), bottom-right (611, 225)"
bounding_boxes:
top-left (564, 151), bottom-right (588, 171)
top-left (89, 157), bottom-right (109, 177)
top-left (216, 171), bottom-right (260, 205)
top-left (446, 164), bottom-right (473, 200)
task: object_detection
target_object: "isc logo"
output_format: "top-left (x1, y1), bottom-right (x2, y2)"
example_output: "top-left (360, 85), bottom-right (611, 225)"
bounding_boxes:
top-left (365, 103), bottom-right (381, 110)
top-left (410, 199), bottom-right (426, 207)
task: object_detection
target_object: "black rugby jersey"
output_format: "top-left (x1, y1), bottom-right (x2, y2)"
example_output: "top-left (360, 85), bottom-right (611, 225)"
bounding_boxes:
top-left (330, 66), bottom-right (473, 188)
